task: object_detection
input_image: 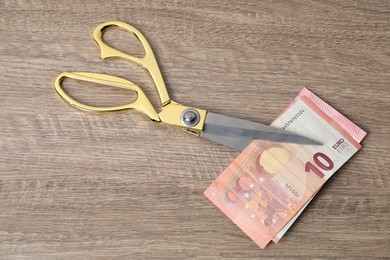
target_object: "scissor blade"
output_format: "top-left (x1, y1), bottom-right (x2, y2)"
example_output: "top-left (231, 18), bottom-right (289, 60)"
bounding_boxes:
top-left (200, 112), bottom-right (321, 151)
top-left (200, 131), bottom-right (253, 151)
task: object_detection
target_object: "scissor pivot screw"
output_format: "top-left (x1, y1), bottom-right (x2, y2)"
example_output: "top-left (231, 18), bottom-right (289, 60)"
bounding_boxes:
top-left (181, 108), bottom-right (200, 127)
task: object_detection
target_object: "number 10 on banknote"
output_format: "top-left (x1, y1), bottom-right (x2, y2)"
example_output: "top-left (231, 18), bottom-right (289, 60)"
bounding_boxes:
top-left (204, 89), bottom-right (364, 249)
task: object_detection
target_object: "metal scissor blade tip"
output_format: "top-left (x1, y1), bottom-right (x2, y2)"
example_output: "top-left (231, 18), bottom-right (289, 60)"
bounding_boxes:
top-left (307, 139), bottom-right (323, 146)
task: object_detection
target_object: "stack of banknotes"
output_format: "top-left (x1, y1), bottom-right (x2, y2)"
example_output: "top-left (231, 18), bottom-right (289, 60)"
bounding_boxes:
top-left (204, 88), bottom-right (366, 249)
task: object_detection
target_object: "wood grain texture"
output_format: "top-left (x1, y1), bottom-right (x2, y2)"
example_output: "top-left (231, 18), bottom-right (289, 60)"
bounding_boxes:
top-left (0, 0), bottom-right (389, 258)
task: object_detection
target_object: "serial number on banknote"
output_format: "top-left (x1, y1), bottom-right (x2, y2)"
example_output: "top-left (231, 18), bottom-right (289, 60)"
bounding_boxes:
top-left (284, 183), bottom-right (300, 198)
top-left (281, 109), bottom-right (305, 130)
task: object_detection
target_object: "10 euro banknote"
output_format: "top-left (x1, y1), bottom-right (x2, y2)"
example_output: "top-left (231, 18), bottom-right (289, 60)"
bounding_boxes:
top-left (272, 88), bottom-right (366, 242)
top-left (204, 89), bottom-right (363, 249)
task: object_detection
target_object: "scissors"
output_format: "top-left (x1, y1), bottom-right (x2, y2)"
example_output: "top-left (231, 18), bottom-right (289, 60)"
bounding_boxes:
top-left (54, 21), bottom-right (321, 151)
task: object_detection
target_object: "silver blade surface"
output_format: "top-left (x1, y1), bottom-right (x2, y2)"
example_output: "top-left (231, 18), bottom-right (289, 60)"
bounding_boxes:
top-left (200, 112), bottom-right (321, 151)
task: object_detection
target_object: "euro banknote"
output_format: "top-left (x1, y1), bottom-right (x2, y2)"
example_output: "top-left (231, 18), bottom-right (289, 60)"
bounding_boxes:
top-left (272, 88), bottom-right (366, 242)
top-left (297, 88), bottom-right (366, 142)
top-left (204, 91), bottom-right (362, 249)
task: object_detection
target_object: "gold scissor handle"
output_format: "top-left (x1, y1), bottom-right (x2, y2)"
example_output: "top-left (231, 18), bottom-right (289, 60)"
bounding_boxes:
top-left (93, 21), bottom-right (171, 107)
top-left (54, 72), bottom-right (160, 122)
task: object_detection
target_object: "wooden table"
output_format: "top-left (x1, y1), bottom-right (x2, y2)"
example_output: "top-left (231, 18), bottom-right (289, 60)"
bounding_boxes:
top-left (1, 1), bottom-right (389, 258)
